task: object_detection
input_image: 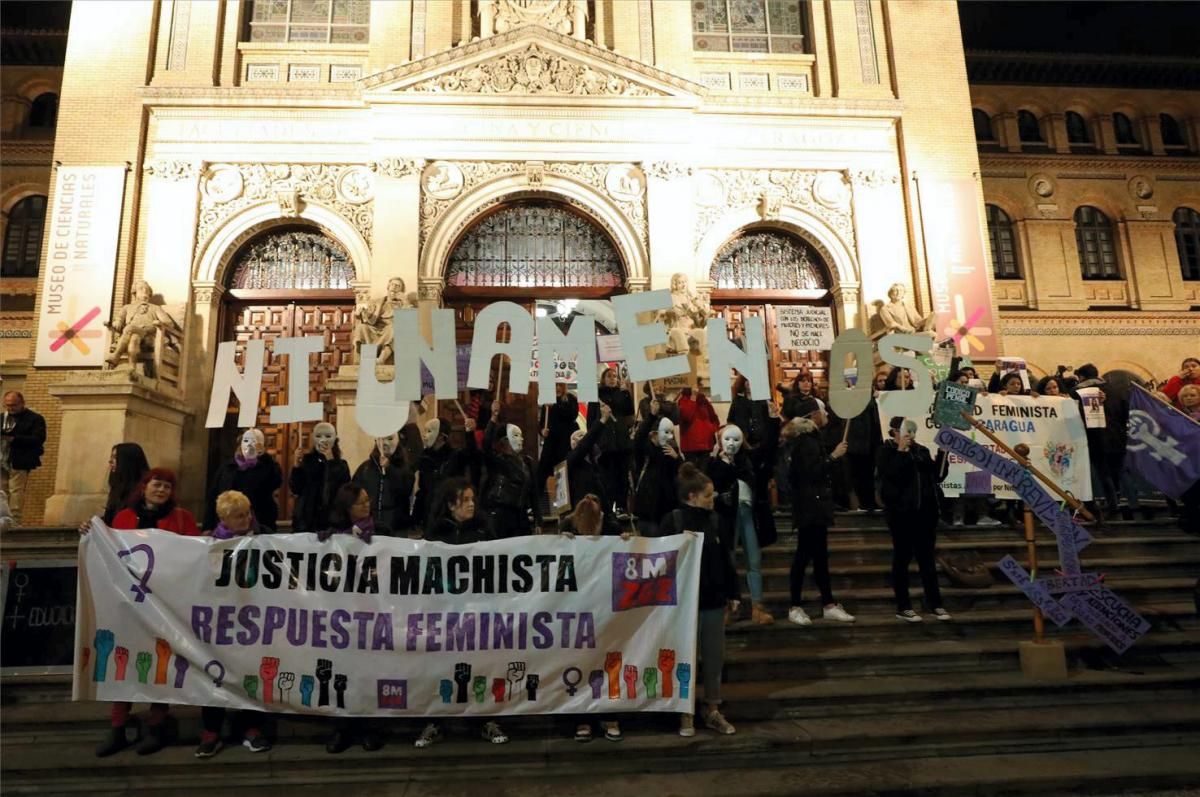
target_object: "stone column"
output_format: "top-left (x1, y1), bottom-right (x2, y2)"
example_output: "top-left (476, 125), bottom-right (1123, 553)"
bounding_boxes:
top-left (644, 161), bottom-right (695, 291)
top-left (997, 113), bottom-right (1020, 152)
top-left (43, 373), bottom-right (192, 525)
top-left (829, 284), bottom-right (862, 336)
top-left (1046, 113), bottom-right (1069, 153)
top-left (177, 280), bottom-right (225, 511)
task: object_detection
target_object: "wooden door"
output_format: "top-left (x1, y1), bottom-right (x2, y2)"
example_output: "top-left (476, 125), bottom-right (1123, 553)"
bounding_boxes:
top-left (210, 299), bottom-right (354, 520)
top-left (712, 302), bottom-right (832, 398)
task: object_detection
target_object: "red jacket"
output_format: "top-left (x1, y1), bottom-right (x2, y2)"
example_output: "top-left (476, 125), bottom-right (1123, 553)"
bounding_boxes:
top-left (111, 506), bottom-right (200, 536)
top-left (678, 392), bottom-right (720, 454)
top-left (1163, 374), bottom-right (1200, 408)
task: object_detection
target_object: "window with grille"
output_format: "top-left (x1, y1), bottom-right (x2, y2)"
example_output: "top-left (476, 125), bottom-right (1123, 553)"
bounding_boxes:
top-left (1066, 111), bottom-right (1091, 144)
top-left (446, 203), bottom-right (624, 289)
top-left (245, 0), bottom-right (369, 43)
top-left (1175, 207), bottom-right (1200, 281)
top-left (710, 230), bottom-right (829, 291)
top-left (972, 109), bottom-right (994, 141)
top-left (692, 0), bottom-right (808, 54)
top-left (1161, 113), bottom-right (1188, 151)
top-left (2, 195), bottom-right (47, 278)
top-left (986, 205), bottom-right (1020, 280)
top-left (1017, 110), bottom-right (1043, 142)
top-left (1113, 112), bottom-right (1139, 146)
top-left (229, 228), bottom-right (355, 289)
top-left (1074, 206), bottom-right (1119, 280)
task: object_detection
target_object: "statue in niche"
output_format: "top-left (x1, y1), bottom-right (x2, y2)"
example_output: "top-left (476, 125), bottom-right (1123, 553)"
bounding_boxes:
top-left (353, 277), bottom-right (416, 365)
top-left (659, 272), bottom-right (711, 382)
top-left (877, 282), bottom-right (935, 335)
top-left (104, 280), bottom-right (181, 371)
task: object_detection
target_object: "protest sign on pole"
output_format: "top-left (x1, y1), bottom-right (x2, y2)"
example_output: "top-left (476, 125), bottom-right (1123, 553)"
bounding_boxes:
top-left (774, 306), bottom-right (834, 352)
top-left (75, 523), bottom-right (702, 716)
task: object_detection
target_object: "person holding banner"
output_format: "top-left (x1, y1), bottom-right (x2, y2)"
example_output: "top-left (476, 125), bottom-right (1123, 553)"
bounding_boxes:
top-left (93, 467), bottom-right (198, 756)
top-left (196, 490), bottom-right (271, 757)
top-left (482, 405), bottom-right (539, 538)
top-left (289, 423), bottom-right (351, 534)
top-left (659, 464), bottom-right (739, 737)
top-left (877, 418), bottom-right (951, 623)
top-left (318, 484), bottom-right (388, 543)
top-left (779, 397), bottom-right (855, 626)
top-left (103, 443), bottom-right (149, 525)
top-left (414, 477), bottom-right (510, 748)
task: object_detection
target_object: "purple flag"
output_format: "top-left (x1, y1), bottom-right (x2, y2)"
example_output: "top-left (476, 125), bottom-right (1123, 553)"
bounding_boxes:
top-left (1126, 385), bottom-right (1200, 500)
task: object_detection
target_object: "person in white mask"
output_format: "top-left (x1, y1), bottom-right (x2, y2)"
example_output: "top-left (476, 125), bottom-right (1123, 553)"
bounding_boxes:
top-left (413, 414), bottom-right (479, 529)
top-left (632, 403), bottom-right (682, 536)
top-left (706, 413), bottom-right (781, 625)
top-left (203, 428), bottom-right (283, 532)
top-left (289, 421), bottom-right (351, 534)
top-left (351, 432), bottom-right (414, 533)
top-left (480, 402), bottom-right (538, 537)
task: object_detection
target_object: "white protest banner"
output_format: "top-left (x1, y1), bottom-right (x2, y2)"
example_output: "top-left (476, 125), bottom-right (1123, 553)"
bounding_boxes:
top-left (775, 306), bottom-right (834, 352)
top-left (877, 394), bottom-right (1092, 500)
top-left (74, 523), bottom-right (701, 716)
top-left (35, 166), bottom-right (127, 367)
top-left (1077, 386), bottom-right (1106, 429)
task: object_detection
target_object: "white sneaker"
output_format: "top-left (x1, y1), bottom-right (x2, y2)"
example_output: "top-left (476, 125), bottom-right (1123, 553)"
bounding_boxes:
top-left (703, 708), bottom-right (736, 735)
top-left (414, 722), bottom-right (440, 749)
top-left (896, 609), bottom-right (923, 623)
top-left (822, 603), bottom-right (856, 623)
top-left (787, 606), bottom-right (812, 626)
top-left (977, 516), bottom-right (1003, 527)
top-left (679, 714), bottom-right (695, 737)
top-left (933, 608), bottom-right (953, 621)
top-left (952, 518), bottom-right (965, 527)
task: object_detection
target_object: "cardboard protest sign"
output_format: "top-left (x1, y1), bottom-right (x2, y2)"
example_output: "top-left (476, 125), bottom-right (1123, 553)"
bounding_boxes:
top-left (932, 381), bottom-right (978, 430)
top-left (774, 306), bottom-right (834, 352)
top-left (75, 522), bottom-right (702, 716)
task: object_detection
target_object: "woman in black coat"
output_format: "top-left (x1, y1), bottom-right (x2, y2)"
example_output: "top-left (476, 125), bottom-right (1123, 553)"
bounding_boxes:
top-left (876, 416), bottom-right (951, 623)
top-left (289, 422), bottom-right (351, 534)
top-left (566, 405), bottom-right (621, 536)
top-left (204, 429), bottom-right (283, 532)
top-left (537, 383), bottom-right (580, 489)
top-left (632, 406), bottom-right (681, 537)
top-left (481, 407), bottom-right (539, 538)
top-left (586, 368), bottom-right (636, 515)
top-left (352, 433), bottom-right (414, 535)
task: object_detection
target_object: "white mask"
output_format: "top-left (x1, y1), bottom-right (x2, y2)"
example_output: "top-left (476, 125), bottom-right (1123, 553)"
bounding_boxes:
top-left (720, 425), bottom-right (744, 457)
top-left (506, 423), bottom-right (524, 453)
top-left (313, 422), bottom-right (336, 456)
top-left (570, 429), bottom-right (586, 450)
top-left (423, 419), bottom-right (442, 450)
top-left (376, 433), bottom-right (399, 459)
top-left (240, 429), bottom-right (263, 459)
top-left (656, 418), bottom-right (676, 447)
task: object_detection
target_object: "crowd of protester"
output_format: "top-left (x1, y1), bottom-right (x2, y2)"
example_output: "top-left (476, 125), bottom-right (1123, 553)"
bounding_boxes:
top-left (14, 352), bottom-right (1193, 758)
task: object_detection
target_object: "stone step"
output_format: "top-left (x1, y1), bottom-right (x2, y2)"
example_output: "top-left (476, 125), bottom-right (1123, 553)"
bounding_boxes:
top-left (721, 630), bottom-right (1200, 681)
top-left (3, 701), bottom-right (1199, 796)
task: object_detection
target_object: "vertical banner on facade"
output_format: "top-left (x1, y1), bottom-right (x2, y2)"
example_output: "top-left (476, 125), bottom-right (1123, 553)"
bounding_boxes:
top-left (917, 176), bottom-right (997, 359)
top-left (35, 166), bottom-right (127, 367)
top-left (74, 524), bottom-right (702, 716)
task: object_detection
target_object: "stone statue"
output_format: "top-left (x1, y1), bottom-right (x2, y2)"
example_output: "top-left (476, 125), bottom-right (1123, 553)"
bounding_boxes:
top-left (353, 277), bottom-right (415, 365)
top-left (658, 272), bottom-right (711, 382)
top-left (104, 280), bottom-right (180, 369)
top-left (878, 282), bottom-right (935, 335)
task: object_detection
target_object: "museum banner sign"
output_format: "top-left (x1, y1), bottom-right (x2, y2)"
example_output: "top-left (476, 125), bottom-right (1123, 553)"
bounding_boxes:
top-left (917, 175), bottom-right (998, 359)
top-left (74, 522), bottom-right (701, 716)
top-left (34, 166), bottom-right (127, 368)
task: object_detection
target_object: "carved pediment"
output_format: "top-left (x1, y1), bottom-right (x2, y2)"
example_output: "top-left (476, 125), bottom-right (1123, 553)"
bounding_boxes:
top-left (361, 26), bottom-right (704, 102)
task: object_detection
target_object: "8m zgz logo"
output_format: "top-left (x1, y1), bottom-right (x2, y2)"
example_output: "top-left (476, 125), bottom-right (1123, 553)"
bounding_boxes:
top-left (611, 552), bottom-right (678, 612)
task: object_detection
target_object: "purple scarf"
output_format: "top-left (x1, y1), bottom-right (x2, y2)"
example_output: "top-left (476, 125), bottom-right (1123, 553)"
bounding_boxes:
top-left (234, 452), bottom-right (258, 471)
top-left (211, 519), bottom-right (259, 540)
top-left (318, 516), bottom-right (374, 543)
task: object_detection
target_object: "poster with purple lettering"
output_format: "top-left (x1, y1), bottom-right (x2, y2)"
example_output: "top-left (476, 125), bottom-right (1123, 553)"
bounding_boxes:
top-left (876, 393), bottom-right (1091, 500)
top-left (73, 521), bottom-right (702, 716)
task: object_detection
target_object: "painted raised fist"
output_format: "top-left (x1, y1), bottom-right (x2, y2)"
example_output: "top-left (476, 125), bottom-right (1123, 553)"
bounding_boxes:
top-left (114, 646), bottom-right (129, 681)
top-left (243, 674), bottom-right (259, 700)
top-left (454, 662), bottom-right (472, 704)
top-left (657, 649), bottom-right (676, 698)
top-left (259, 657), bottom-right (280, 703)
top-left (439, 679), bottom-right (453, 704)
top-left (588, 669), bottom-right (604, 699)
top-left (506, 661), bottom-right (526, 698)
top-left (604, 652), bottom-right (622, 700)
top-left (172, 656), bottom-right (189, 688)
top-left (334, 674), bottom-right (347, 709)
top-left (316, 658), bottom-right (333, 706)
top-left (525, 674), bottom-right (539, 701)
top-left (154, 637), bottom-right (172, 685)
top-left (135, 651), bottom-right (152, 684)
top-left (642, 666), bottom-right (658, 698)
top-left (491, 677), bottom-right (506, 703)
top-left (472, 675), bottom-right (487, 704)
top-left (623, 664), bottom-right (638, 699)
top-left (676, 663), bottom-right (692, 699)
top-left (299, 674), bottom-right (315, 707)
top-left (92, 629), bottom-right (114, 682)
top-left (277, 671), bottom-right (295, 703)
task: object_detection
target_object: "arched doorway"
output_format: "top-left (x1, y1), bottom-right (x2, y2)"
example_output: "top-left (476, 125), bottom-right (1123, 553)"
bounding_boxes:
top-left (442, 199), bottom-right (626, 454)
top-left (210, 225), bottom-right (357, 521)
top-left (708, 226), bottom-right (835, 396)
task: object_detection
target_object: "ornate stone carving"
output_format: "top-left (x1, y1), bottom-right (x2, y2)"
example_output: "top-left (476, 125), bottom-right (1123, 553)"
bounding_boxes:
top-left (410, 43), bottom-right (658, 96)
top-left (373, 158), bottom-right (424, 179)
top-left (336, 166), bottom-right (375, 205)
top-left (847, 169), bottom-right (900, 188)
top-left (419, 161), bottom-right (648, 252)
top-left (352, 277), bottom-right (416, 365)
top-left (604, 164), bottom-right (645, 202)
top-left (1029, 173), bottom-right (1056, 199)
top-left (422, 161), bottom-right (465, 200)
top-left (1129, 175), bottom-right (1154, 200)
top-left (191, 281), bottom-right (224, 306)
top-left (526, 161), bottom-right (545, 189)
top-left (550, 161), bottom-right (647, 246)
top-left (484, 0), bottom-right (586, 38)
top-left (196, 164), bottom-right (375, 254)
top-left (693, 169), bottom-right (856, 251)
top-left (644, 161), bottom-right (693, 181)
top-left (144, 160), bottom-right (197, 181)
top-left (417, 281), bottom-right (444, 304)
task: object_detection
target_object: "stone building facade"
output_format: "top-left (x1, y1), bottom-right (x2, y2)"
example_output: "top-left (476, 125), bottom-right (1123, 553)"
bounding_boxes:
top-left (9, 0), bottom-right (997, 524)
top-left (969, 51), bottom-right (1200, 382)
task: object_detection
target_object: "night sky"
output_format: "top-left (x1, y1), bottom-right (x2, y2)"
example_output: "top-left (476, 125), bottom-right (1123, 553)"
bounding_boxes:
top-left (958, 1), bottom-right (1200, 57)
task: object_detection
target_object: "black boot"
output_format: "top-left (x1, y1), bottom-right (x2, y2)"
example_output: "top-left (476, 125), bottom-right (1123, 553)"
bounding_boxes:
top-left (325, 730), bottom-right (351, 754)
top-left (95, 726), bottom-right (131, 757)
top-left (136, 723), bottom-right (167, 756)
top-left (361, 730), bottom-right (383, 752)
